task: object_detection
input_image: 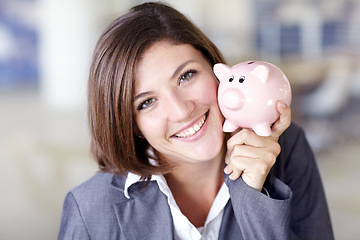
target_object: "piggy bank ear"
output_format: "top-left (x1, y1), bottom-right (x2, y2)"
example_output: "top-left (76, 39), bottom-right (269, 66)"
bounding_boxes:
top-left (251, 65), bottom-right (269, 83)
top-left (213, 63), bottom-right (231, 81)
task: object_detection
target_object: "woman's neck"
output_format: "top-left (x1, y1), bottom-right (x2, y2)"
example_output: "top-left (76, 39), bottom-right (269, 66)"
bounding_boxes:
top-left (164, 153), bottom-right (225, 227)
top-left (165, 158), bottom-right (225, 191)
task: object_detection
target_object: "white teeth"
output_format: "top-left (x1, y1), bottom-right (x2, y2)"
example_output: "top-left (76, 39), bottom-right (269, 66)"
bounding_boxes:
top-left (189, 128), bottom-right (195, 135)
top-left (175, 115), bottom-right (206, 138)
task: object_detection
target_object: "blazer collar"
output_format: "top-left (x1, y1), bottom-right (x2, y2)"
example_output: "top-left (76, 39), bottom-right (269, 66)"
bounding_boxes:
top-left (111, 175), bottom-right (174, 240)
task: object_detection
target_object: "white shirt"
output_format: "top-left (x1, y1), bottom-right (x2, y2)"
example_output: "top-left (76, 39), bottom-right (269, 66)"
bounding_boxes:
top-left (124, 172), bottom-right (230, 240)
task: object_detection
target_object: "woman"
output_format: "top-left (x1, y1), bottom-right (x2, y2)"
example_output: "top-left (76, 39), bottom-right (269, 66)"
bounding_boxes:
top-left (58, 2), bottom-right (334, 239)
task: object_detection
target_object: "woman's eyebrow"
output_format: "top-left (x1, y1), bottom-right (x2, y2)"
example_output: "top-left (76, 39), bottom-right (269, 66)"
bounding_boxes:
top-left (172, 60), bottom-right (196, 79)
top-left (134, 91), bottom-right (152, 102)
top-left (134, 60), bottom-right (196, 102)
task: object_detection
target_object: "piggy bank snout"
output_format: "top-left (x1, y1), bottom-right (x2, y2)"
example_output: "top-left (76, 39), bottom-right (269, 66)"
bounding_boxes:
top-left (221, 88), bottom-right (244, 110)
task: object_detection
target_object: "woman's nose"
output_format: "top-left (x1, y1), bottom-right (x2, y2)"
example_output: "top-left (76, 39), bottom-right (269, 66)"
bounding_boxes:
top-left (165, 92), bottom-right (195, 122)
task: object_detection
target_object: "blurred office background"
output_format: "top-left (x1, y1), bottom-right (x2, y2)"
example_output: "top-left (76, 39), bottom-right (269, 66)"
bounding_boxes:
top-left (1, 0), bottom-right (359, 239)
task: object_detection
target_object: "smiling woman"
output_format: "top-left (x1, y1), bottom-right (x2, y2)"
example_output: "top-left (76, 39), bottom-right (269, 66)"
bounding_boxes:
top-left (58, 2), bottom-right (334, 240)
top-left (133, 41), bottom-right (225, 168)
top-left (86, 3), bottom-right (224, 179)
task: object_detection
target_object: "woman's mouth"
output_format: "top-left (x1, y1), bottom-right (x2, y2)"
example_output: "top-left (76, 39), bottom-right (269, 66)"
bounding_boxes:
top-left (174, 114), bottom-right (207, 138)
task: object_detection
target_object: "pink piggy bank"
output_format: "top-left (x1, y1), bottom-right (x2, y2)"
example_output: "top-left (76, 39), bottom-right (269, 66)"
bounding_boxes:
top-left (214, 60), bottom-right (292, 136)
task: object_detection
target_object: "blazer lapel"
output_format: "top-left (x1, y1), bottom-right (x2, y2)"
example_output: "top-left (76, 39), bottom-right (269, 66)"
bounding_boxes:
top-left (218, 200), bottom-right (243, 240)
top-left (112, 180), bottom-right (174, 240)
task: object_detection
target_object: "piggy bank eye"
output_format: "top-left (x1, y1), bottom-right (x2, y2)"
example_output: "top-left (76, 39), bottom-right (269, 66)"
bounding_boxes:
top-left (239, 76), bottom-right (245, 83)
top-left (229, 75), bottom-right (234, 82)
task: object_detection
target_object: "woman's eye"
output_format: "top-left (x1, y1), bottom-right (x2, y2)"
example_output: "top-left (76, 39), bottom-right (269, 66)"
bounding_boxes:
top-left (138, 98), bottom-right (155, 110)
top-left (179, 70), bottom-right (196, 84)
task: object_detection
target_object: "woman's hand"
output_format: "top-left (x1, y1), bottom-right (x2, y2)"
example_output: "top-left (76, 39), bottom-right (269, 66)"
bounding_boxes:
top-left (224, 101), bottom-right (291, 191)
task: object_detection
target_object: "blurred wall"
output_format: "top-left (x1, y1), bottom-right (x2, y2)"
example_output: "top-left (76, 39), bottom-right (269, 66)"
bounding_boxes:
top-left (37, 0), bottom-right (120, 109)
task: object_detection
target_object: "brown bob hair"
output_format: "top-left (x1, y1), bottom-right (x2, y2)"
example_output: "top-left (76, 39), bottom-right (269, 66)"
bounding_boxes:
top-left (88, 2), bottom-right (225, 179)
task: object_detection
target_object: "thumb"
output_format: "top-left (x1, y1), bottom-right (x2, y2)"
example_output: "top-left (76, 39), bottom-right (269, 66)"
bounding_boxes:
top-left (271, 101), bottom-right (291, 138)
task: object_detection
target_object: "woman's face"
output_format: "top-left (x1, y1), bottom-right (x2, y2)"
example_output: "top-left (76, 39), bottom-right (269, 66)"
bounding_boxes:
top-left (133, 41), bottom-right (225, 166)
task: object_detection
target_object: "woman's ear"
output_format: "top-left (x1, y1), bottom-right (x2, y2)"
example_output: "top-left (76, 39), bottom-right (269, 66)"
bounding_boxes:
top-left (133, 125), bottom-right (145, 139)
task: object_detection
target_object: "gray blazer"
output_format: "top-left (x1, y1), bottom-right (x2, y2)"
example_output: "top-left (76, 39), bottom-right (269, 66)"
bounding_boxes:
top-left (58, 123), bottom-right (334, 240)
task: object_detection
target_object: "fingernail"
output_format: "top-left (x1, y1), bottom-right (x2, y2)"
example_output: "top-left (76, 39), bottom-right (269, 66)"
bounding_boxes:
top-left (224, 166), bottom-right (230, 174)
top-left (225, 150), bottom-right (230, 164)
top-left (281, 102), bottom-right (287, 108)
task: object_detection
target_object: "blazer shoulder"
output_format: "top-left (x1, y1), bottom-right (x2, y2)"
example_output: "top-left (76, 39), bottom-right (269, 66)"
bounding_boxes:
top-left (60, 172), bottom-right (129, 239)
top-left (278, 122), bottom-right (309, 157)
top-left (70, 171), bottom-right (127, 204)
top-left (279, 122), bottom-right (303, 143)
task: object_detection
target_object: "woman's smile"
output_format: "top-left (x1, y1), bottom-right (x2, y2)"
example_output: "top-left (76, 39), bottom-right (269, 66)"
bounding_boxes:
top-left (134, 40), bottom-right (225, 163)
top-left (173, 112), bottom-right (207, 139)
